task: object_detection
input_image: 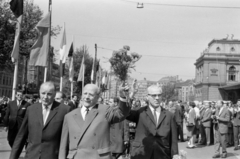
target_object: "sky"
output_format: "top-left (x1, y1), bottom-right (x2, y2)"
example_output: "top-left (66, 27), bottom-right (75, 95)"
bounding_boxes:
top-left (33, 0), bottom-right (240, 81)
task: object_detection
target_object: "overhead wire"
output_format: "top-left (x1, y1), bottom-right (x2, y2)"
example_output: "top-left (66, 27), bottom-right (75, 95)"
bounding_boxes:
top-left (97, 46), bottom-right (197, 59)
top-left (121, 0), bottom-right (240, 10)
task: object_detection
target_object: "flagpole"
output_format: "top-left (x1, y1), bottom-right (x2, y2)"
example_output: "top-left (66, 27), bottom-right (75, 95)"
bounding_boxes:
top-left (59, 61), bottom-right (63, 91)
top-left (12, 61), bottom-right (18, 100)
top-left (44, 0), bottom-right (52, 83)
top-left (82, 45), bottom-right (85, 98)
top-left (70, 36), bottom-right (74, 99)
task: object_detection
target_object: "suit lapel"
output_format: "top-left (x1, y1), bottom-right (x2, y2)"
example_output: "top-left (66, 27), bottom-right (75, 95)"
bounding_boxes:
top-left (12, 100), bottom-right (18, 111)
top-left (43, 102), bottom-right (59, 129)
top-left (145, 107), bottom-right (156, 126)
top-left (18, 100), bottom-right (26, 111)
top-left (78, 105), bottom-right (99, 144)
top-left (36, 103), bottom-right (43, 128)
top-left (73, 108), bottom-right (84, 128)
top-left (157, 109), bottom-right (166, 128)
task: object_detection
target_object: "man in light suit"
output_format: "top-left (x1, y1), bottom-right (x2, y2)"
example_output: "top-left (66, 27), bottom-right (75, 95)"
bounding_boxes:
top-left (233, 101), bottom-right (240, 150)
top-left (59, 83), bottom-right (132, 159)
top-left (201, 102), bottom-right (212, 146)
top-left (3, 90), bottom-right (31, 147)
top-left (9, 81), bottom-right (70, 159)
top-left (212, 101), bottom-right (230, 158)
top-left (126, 85), bottom-right (178, 159)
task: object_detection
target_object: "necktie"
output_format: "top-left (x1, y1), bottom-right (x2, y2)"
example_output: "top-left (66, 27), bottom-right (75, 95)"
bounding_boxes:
top-left (43, 105), bottom-right (49, 125)
top-left (153, 109), bottom-right (158, 126)
top-left (85, 108), bottom-right (89, 119)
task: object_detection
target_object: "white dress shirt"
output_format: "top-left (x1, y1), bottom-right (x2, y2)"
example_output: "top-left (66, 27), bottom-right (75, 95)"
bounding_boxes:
top-left (81, 106), bottom-right (94, 120)
top-left (17, 100), bottom-right (22, 107)
top-left (149, 106), bottom-right (161, 124)
top-left (42, 103), bottom-right (53, 125)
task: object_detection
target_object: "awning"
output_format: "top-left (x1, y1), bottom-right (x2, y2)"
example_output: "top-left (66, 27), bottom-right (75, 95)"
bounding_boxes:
top-left (219, 83), bottom-right (240, 90)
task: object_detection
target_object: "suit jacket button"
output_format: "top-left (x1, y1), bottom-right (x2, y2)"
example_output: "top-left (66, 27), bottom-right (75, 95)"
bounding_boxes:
top-left (94, 133), bottom-right (96, 136)
top-left (92, 146), bottom-right (95, 149)
top-left (74, 137), bottom-right (76, 139)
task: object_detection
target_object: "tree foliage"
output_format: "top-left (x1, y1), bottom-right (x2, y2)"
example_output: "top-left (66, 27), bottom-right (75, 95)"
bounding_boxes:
top-left (62, 45), bottom-right (97, 97)
top-left (162, 83), bottom-right (178, 102)
top-left (0, 0), bottom-right (61, 71)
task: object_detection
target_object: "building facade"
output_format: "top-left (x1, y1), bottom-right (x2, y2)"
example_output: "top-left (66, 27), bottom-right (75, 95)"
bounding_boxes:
top-left (194, 38), bottom-right (240, 103)
top-left (177, 80), bottom-right (195, 102)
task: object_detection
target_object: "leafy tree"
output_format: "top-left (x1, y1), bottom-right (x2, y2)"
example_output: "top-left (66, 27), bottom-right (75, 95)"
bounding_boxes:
top-left (162, 82), bottom-right (178, 102)
top-left (62, 45), bottom-right (98, 97)
top-left (0, 0), bottom-right (61, 71)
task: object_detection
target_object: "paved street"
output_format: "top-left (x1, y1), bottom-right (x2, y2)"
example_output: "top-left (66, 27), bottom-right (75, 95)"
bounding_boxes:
top-left (0, 126), bottom-right (240, 159)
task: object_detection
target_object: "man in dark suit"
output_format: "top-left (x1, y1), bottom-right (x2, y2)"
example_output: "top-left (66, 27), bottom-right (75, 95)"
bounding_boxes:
top-left (59, 83), bottom-right (132, 159)
top-left (109, 97), bottom-right (129, 159)
top-left (233, 101), bottom-right (240, 150)
top-left (9, 81), bottom-right (70, 159)
top-left (212, 101), bottom-right (230, 158)
top-left (199, 104), bottom-right (206, 144)
top-left (126, 85), bottom-right (178, 159)
top-left (175, 101), bottom-right (184, 142)
top-left (201, 102), bottom-right (212, 146)
top-left (3, 90), bottom-right (31, 147)
top-left (68, 95), bottom-right (78, 111)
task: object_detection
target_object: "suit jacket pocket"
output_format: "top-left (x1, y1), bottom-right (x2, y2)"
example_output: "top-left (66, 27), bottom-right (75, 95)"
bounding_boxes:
top-left (97, 147), bottom-right (111, 154)
top-left (132, 141), bottom-right (141, 147)
top-left (67, 150), bottom-right (77, 159)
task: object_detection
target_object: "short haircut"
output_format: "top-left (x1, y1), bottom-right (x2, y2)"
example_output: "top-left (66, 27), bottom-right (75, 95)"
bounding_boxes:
top-left (40, 81), bottom-right (56, 91)
top-left (72, 95), bottom-right (77, 98)
top-left (56, 91), bottom-right (66, 99)
top-left (189, 101), bottom-right (196, 108)
top-left (84, 84), bottom-right (101, 95)
top-left (16, 89), bottom-right (23, 93)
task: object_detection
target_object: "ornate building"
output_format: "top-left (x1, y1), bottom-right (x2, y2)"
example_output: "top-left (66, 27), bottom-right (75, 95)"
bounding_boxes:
top-left (194, 37), bottom-right (240, 103)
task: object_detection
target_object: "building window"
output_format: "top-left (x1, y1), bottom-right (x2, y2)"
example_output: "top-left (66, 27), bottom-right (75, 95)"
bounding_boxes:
top-left (230, 47), bottom-right (235, 52)
top-left (216, 47), bottom-right (221, 51)
top-left (228, 66), bottom-right (237, 81)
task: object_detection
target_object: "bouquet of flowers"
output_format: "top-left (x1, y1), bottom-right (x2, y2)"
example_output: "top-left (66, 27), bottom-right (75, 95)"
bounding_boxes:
top-left (109, 45), bottom-right (141, 82)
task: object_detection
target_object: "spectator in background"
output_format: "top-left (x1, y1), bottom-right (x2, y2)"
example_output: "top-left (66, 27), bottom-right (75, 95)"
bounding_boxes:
top-left (227, 102), bottom-right (234, 147)
top-left (109, 97), bottom-right (129, 159)
top-left (233, 101), bottom-right (240, 150)
top-left (186, 101), bottom-right (197, 149)
top-left (201, 102), bottom-right (212, 146)
top-left (3, 90), bottom-right (31, 148)
top-left (212, 101), bottom-right (230, 158)
top-left (68, 95), bottom-right (78, 111)
top-left (54, 91), bottom-right (66, 104)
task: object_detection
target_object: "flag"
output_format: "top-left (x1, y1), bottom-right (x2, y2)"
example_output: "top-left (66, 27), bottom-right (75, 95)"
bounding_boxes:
top-left (101, 72), bottom-right (108, 91)
top-left (29, 13), bottom-right (50, 66)
top-left (91, 56), bottom-right (97, 83)
top-left (68, 42), bottom-right (74, 82)
top-left (59, 24), bottom-right (67, 63)
top-left (10, 0), bottom-right (23, 62)
top-left (77, 55), bottom-right (85, 82)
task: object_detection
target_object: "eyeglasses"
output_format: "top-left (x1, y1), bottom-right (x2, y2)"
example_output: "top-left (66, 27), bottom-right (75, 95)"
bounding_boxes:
top-left (148, 94), bottom-right (162, 98)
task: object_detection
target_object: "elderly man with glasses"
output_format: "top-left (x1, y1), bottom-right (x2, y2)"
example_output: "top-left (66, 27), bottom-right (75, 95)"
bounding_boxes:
top-left (126, 85), bottom-right (178, 159)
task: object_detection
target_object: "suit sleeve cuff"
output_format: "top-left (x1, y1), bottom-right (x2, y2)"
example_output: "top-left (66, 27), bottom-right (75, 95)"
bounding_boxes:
top-left (119, 97), bottom-right (127, 102)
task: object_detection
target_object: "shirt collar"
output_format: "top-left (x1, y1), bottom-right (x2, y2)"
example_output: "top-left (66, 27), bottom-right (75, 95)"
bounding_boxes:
top-left (149, 105), bottom-right (161, 113)
top-left (42, 103), bottom-right (53, 110)
top-left (82, 105), bottom-right (94, 111)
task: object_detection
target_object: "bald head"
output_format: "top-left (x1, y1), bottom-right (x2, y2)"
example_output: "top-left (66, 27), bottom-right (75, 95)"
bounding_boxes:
top-left (40, 81), bottom-right (56, 92)
top-left (82, 84), bottom-right (101, 108)
top-left (147, 85), bottom-right (162, 94)
top-left (83, 84), bottom-right (101, 95)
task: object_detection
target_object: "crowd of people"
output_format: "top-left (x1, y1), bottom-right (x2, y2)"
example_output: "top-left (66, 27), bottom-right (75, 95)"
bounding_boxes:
top-left (2, 80), bottom-right (240, 159)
